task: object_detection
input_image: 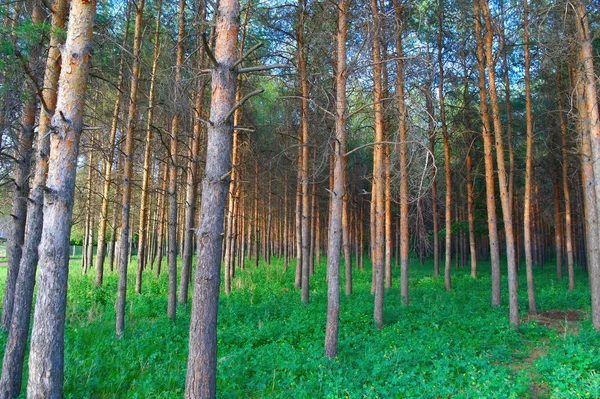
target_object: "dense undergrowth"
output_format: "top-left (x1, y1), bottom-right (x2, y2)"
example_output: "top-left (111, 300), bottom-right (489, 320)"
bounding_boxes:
top-left (0, 255), bottom-right (599, 398)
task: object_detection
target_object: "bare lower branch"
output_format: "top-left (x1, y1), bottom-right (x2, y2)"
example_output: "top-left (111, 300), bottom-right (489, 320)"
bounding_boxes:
top-left (237, 64), bottom-right (291, 74)
top-left (234, 126), bottom-right (255, 132)
top-left (202, 33), bottom-right (218, 67)
top-left (15, 49), bottom-right (52, 114)
top-left (233, 42), bottom-right (263, 69)
top-left (223, 89), bottom-right (264, 123)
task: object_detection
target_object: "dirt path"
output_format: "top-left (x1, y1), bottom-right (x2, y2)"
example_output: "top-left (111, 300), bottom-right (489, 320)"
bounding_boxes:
top-left (513, 310), bottom-right (583, 398)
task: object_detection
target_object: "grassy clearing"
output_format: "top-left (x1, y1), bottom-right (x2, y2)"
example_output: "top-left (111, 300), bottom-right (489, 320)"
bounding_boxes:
top-left (1, 256), bottom-right (599, 398)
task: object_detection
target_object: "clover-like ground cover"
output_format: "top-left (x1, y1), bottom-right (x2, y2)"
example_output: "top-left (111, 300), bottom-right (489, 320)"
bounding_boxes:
top-left (0, 256), bottom-right (598, 398)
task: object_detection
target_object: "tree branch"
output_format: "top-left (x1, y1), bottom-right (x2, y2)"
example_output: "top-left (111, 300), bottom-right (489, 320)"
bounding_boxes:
top-left (202, 33), bottom-right (218, 67)
top-left (15, 49), bottom-right (52, 115)
top-left (223, 89), bottom-right (264, 123)
top-left (237, 64), bottom-right (291, 74)
top-left (233, 42), bottom-right (263, 69)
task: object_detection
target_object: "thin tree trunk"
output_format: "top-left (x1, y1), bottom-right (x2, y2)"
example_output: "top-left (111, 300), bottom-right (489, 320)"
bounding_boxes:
top-left (522, 0), bottom-right (537, 314)
top-left (553, 173), bottom-right (563, 277)
top-left (180, 2), bottom-right (207, 303)
top-left (95, 3), bottom-right (131, 285)
top-left (500, 0), bottom-right (514, 209)
top-left (474, 0), bottom-right (501, 307)
top-left (393, 0), bottom-right (409, 303)
top-left (438, 0), bottom-right (452, 291)
top-left (253, 160), bottom-right (260, 268)
top-left (461, 63), bottom-right (478, 278)
top-left (26, 0), bottom-right (96, 393)
top-left (482, 0), bottom-right (519, 326)
top-left (136, 0), bottom-right (162, 293)
top-left (557, 71), bottom-right (574, 283)
top-left (325, 0), bottom-right (348, 359)
top-left (154, 160), bottom-right (169, 276)
top-left (116, 0), bottom-right (145, 336)
top-left (298, 0), bottom-right (311, 304)
top-left (83, 146), bottom-right (95, 274)
top-left (166, 0), bottom-right (185, 320)
top-left (371, 0), bottom-right (385, 329)
top-left (342, 188), bottom-right (352, 295)
top-left (107, 189), bottom-right (119, 273)
top-left (426, 86), bottom-right (440, 277)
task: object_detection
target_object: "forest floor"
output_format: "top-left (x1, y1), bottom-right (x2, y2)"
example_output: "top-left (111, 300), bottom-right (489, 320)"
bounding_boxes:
top-left (1, 255), bottom-right (599, 398)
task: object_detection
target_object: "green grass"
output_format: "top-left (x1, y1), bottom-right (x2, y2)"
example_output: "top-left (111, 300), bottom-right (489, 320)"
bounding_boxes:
top-left (1, 254), bottom-right (599, 398)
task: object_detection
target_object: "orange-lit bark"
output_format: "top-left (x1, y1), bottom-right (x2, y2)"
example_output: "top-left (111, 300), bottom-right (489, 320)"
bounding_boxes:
top-left (481, 0), bottom-right (519, 326)
top-left (371, 0), bottom-right (385, 329)
top-left (474, 0), bottom-right (501, 306)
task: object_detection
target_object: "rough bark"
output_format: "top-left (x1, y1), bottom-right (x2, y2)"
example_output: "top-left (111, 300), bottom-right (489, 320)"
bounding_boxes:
top-left (371, 0), bottom-right (385, 330)
top-left (223, 5), bottom-right (248, 292)
top-left (1, 1), bottom-right (45, 331)
top-left (26, 0), bottom-right (96, 394)
top-left (574, 0), bottom-right (600, 328)
top-left (184, 0), bottom-right (239, 395)
top-left (325, 0), bottom-right (348, 359)
top-left (0, 0), bottom-right (65, 394)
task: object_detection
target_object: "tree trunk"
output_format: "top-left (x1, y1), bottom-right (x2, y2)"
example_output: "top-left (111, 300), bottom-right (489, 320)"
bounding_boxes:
top-left (180, 2), bottom-right (207, 303)
top-left (166, 0), bottom-right (185, 320)
top-left (574, 0), bottom-right (600, 328)
top-left (425, 86), bottom-right (440, 277)
top-left (26, 0), bottom-right (96, 394)
top-left (298, 0), bottom-right (311, 304)
top-left (0, 0), bottom-right (65, 394)
top-left (552, 173), bottom-right (563, 278)
top-left (136, 0), bottom-right (162, 293)
top-left (82, 146), bottom-right (95, 274)
top-left (522, 0), bottom-right (537, 314)
top-left (557, 71), bottom-right (574, 283)
top-left (185, 0), bottom-right (240, 395)
top-left (154, 160), bottom-right (169, 276)
top-left (342, 188), bottom-right (352, 295)
top-left (325, 0), bottom-right (348, 359)
top-left (500, 0), bottom-right (514, 210)
top-left (116, 0), bottom-right (145, 337)
top-left (370, 0), bottom-right (385, 330)
top-left (438, 0), bottom-right (452, 292)
top-left (393, 0), bottom-right (409, 304)
top-left (481, 0), bottom-right (519, 326)
top-left (94, 3), bottom-right (131, 286)
top-left (1, 1), bottom-right (46, 331)
top-left (474, 0), bottom-right (501, 307)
